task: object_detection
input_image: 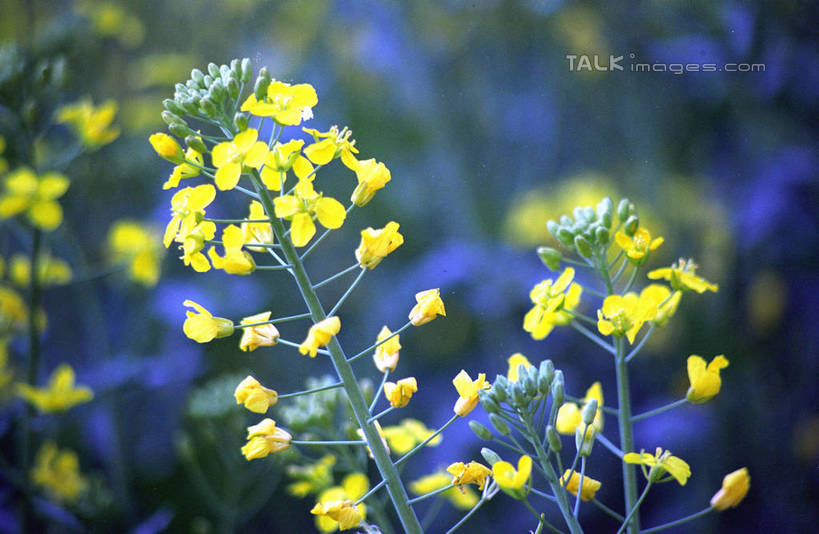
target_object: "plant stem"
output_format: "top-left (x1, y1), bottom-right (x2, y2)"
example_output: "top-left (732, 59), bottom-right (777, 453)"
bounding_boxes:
top-left (640, 506), bottom-right (714, 533)
top-left (616, 481), bottom-right (652, 534)
top-left (277, 381), bottom-right (343, 399)
top-left (615, 337), bottom-right (639, 533)
top-left (631, 399), bottom-right (687, 422)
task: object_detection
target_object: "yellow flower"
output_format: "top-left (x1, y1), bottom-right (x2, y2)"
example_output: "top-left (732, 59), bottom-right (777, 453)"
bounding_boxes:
top-left (639, 284), bottom-right (681, 327)
top-left (382, 418), bottom-right (442, 454)
top-left (241, 81), bottom-right (318, 126)
top-left (260, 139), bottom-right (313, 191)
top-left (686, 355), bottom-right (729, 403)
top-left (163, 184), bottom-right (215, 246)
top-left (373, 325), bottom-right (401, 372)
top-left (273, 181), bottom-right (346, 247)
top-left (207, 225), bottom-right (256, 275)
top-left (162, 147), bottom-right (203, 189)
top-left (410, 472), bottom-right (478, 510)
top-left (286, 455), bottom-right (336, 497)
top-left (241, 200), bottom-right (274, 251)
top-left (530, 267), bottom-right (576, 312)
top-left (556, 382), bottom-right (604, 436)
top-left (648, 258), bottom-right (718, 293)
top-left (311, 473), bottom-right (368, 532)
top-left (16, 364), bottom-right (93, 412)
top-left (303, 125), bottom-right (359, 169)
top-left (452, 370), bottom-right (489, 417)
top-left (234, 375), bottom-right (278, 413)
top-left (409, 288), bottom-right (446, 326)
top-left (523, 280), bottom-right (582, 340)
top-left (9, 253), bottom-right (72, 288)
top-left (623, 447), bottom-right (691, 486)
top-left (0, 167), bottom-right (69, 231)
top-left (446, 461), bottom-right (491, 491)
top-left (57, 99), bottom-right (119, 149)
top-left (239, 311), bottom-right (280, 351)
top-left (383, 377), bottom-right (417, 408)
top-left (597, 292), bottom-right (657, 343)
top-left (149, 132), bottom-right (184, 163)
top-left (507, 353), bottom-right (533, 382)
top-left (211, 128), bottom-right (269, 191)
top-left (0, 286), bottom-right (28, 334)
top-left (350, 158), bottom-right (391, 207)
top-left (710, 467), bottom-right (750, 510)
top-left (560, 470), bottom-right (601, 502)
top-left (494, 455), bottom-right (532, 498)
top-left (182, 300), bottom-right (234, 343)
top-left (615, 227), bottom-right (663, 263)
top-left (299, 316), bottom-right (341, 357)
top-left (31, 441), bottom-right (88, 503)
top-left (107, 220), bottom-right (162, 286)
top-left (355, 221), bottom-right (404, 269)
top-left (241, 418), bottom-right (292, 460)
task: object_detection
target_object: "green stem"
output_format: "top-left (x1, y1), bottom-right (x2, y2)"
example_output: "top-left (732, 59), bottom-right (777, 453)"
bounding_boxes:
top-left (616, 481), bottom-right (652, 534)
top-left (312, 263), bottom-right (360, 289)
top-left (367, 406), bottom-right (394, 423)
top-left (247, 171), bottom-right (423, 534)
top-left (615, 337), bottom-right (639, 533)
top-left (370, 370), bottom-right (390, 412)
top-left (407, 483), bottom-right (455, 504)
top-left (277, 381), bottom-right (343, 399)
top-left (445, 492), bottom-right (489, 534)
top-left (328, 267), bottom-right (366, 316)
top-left (640, 506), bottom-right (714, 533)
top-left (348, 321), bottom-right (413, 363)
top-left (624, 325), bottom-right (654, 362)
top-left (570, 322), bottom-right (615, 355)
top-left (395, 414), bottom-right (458, 467)
top-left (355, 478), bottom-right (387, 505)
top-left (631, 399), bottom-right (687, 422)
top-left (290, 440), bottom-right (366, 446)
top-left (591, 498), bottom-right (624, 522)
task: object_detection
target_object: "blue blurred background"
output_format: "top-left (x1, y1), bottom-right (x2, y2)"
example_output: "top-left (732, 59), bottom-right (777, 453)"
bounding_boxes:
top-left (0, 0), bottom-right (817, 532)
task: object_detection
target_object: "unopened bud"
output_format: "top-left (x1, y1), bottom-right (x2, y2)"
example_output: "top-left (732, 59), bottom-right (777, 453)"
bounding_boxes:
top-left (478, 389), bottom-right (500, 414)
top-left (575, 425), bottom-right (596, 456)
top-left (163, 99), bottom-right (187, 116)
top-left (538, 360), bottom-right (554, 394)
top-left (469, 420), bottom-right (493, 441)
top-left (510, 381), bottom-right (528, 407)
top-left (161, 111), bottom-right (185, 127)
top-left (595, 226), bottom-right (610, 245)
top-left (624, 215), bottom-right (639, 236)
top-left (228, 78), bottom-right (240, 100)
top-left (556, 227), bottom-right (574, 246)
top-left (551, 370), bottom-right (564, 406)
top-left (209, 80), bottom-right (227, 103)
top-left (491, 383), bottom-right (507, 403)
top-left (537, 247), bottom-right (562, 271)
top-left (240, 58), bottom-right (252, 83)
top-left (523, 367), bottom-right (538, 397)
top-left (546, 220), bottom-right (560, 240)
top-left (199, 97), bottom-right (217, 117)
top-left (207, 62), bottom-right (220, 79)
top-left (185, 135), bottom-right (208, 154)
top-left (546, 425), bottom-right (562, 452)
top-left (254, 67), bottom-right (271, 100)
top-left (489, 413), bottom-right (511, 436)
top-left (574, 235), bottom-right (593, 258)
top-left (582, 399), bottom-right (598, 425)
top-left (481, 447), bottom-right (502, 466)
top-left (169, 123), bottom-right (194, 139)
top-left (617, 198), bottom-right (632, 222)
top-left (234, 112), bottom-right (249, 131)
top-left (597, 197), bottom-right (614, 227)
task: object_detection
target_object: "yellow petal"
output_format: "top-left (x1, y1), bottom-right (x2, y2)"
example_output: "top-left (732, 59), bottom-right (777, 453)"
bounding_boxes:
top-left (314, 197), bottom-right (346, 229)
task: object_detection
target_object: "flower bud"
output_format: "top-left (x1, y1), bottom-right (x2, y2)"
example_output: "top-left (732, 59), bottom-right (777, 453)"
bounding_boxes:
top-left (181, 97), bottom-right (200, 114)
top-left (494, 374), bottom-right (509, 392)
top-left (546, 425), bottom-right (562, 452)
top-left (583, 206), bottom-right (595, 221)
top-left (191, 68), bottom-right (205, 87)
top-left (163, 99), bottom-right (187, 116)
top-left (559, 215), bottom-right (572, 226)
top-left (254, 67), bottom-right (271, 100)
top-left (595, 226), bottom-right (610, 245)
top-left (572, 207), bottom-right (587, 222)
top-left (624, 215), bottom-right (639, 236)
top-left (481, 447), bottom-right (502, 467)
top-left (538, 360), bottom-right (554, 394)
top-left (489, 413), bottom-right (511, 436)
top-left (207, 62), bottom-right (221, 78)
top-left (234, 112), bottom-right (249, 132)
top-left (556, 227), bottom-right (574, 246)
top-left (175, 82), bottom-right (189, 94)
top-left (582, 399), bottom-right (598, 425)
top-left (228, 78), bottom-right (240, 100)
top-left (617, 198), bottom-right (631, 222)
top-left (478, 389), bottom-right (500, 414)
top-left (469, 420), bottom-right (493, 440)
top-left (240, 58), bottom-right (252, 83)
top-left (597, 197), bottom-right (613, 226)
top-left (574, 235), bottom-right (593, 258)
top-left (547, 220), bottom-right (560, 239)
top-left (523, 367), bottom-right (538, 397)
top-left (510, 381), bottom-right (528, 407)
top-left (199, 97), bottom-right (217, 117)
top-left (169, 122), bottom-right (194, 139)
top-left (161, 111), bottom-right (185, 127)
top-left (203, 74), bottom-right (214, 87)
top-left (229, 58), bottom-right (240, 74)
top-left (185, 135), bottom-right (208, 154)
top-left (220, 64), bottom-right (231, 82)
top-left (575, 425), bottom-right (595, 456)
top-left (491, 383), bottom-right (507, 403)
top-left (551, 370), bottom-right (565, 406)
top-left (537, 246), bottom-right (562, 271)
top-left (209, 80), bottom-right (227, 103)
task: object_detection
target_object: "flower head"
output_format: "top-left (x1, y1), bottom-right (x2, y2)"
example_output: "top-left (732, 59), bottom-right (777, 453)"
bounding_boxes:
top-left (241, 81), bottom-right (318, 126)
top-left (452, 370), bottom-right (489, 417)
top-left (648, 258), bottom-right (718, 293)
top-left (108, 220), bottom-right (162, 286)
top-left (182, 300), bottom-right (234, 343)
top-left (409, 288), bottom-right (446, 326)
top-left (234, 375), bottom-right (278, 413)
top-left (686, 355), bottom-right (729, 404)
top-left (31, 441), bottom-right (88, 503)
top-left (355, 221), bottom-right (404, 269)
top-left (350, 158), bottom-right (391, 206)
top-left (239, 311), bottom-right (280, 351)
top-left (506, 353), bottom-right (533, 382)
top-left (373, 326), bottom-right (401, 372)
top-left (383, 377), bottom-right (417, 408)
top-left (0, 167), bottom-right (69, 231)
top-left (208, 225), bottom-right (256, 275)
top-left (303, 125), bottom-right (359, 169)
top-left (16, 364), bottom-right (93, 412)
top-left (524, 279), bottom-right (582, 340)
top-left (639, 284), bottom-right (681, 327)
top-left (211, 128), bottom-right (268, 190)
top-left (311, 473), bottom-right (368, 532)
top-left (162, 147), bottom-right (202, 189)
top-left (149, 132), bottom-right (184, 163)
top-left (260, 139), bottom-right (313, 190)
top-left (273, 181), bottom-right (346, 247)
top-left (446, 461), bottom-right (491, 491)
top-left (615, 227), bottom-right (663, 264)
top-left (560, 470), bottom-right (601, 501)
top-left (530, 267), bottom-right (576, 312)
top-left (597, 292), bottom-right (657, 343)
top-left (493, 455), bottom-right (532, 499)
top-left (382, 418), bottom-right (442, 454)
top-left (624, 447), bottom-right (691, 486)
top-left (57, 99), bottom-right (119, 149)
top-left (299, 316), bottom-right (341, 357)
top-left (241, 418), bottom-right (292, 460)
top-left (711, 467), bottom-right (750, 510)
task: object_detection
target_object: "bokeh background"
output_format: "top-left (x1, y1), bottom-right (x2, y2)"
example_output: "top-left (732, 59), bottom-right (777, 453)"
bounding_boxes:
top-left (0, 0), bottom-right (817, 532)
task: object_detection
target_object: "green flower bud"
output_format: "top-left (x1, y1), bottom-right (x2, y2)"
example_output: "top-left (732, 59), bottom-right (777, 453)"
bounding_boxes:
top-left (191, 69), bottom-right (204, 88)
top-left (556, 227), bottom-right (574, 246)
top-left (226, 77), bottom-right (239, 100)
top-left (175, 82), bottom-right (189, 94)
top-left (617, 198), bottom-right (632, 222)
top-left (203, 75), bottom-right (214, 88)
top-left (538, 360), bottom-right (554, 394)
top-left (185, 135), bottom-right (208, 154)
top-left (220, 64), bottom-right (231, 82)
top-left (546, 425), bottom-right (562, 452)
top-left (229, 58), bottom-right (240, 75)
top-left (510, 381), bottom-right (528, 407)
top-left (181, 97), bottom-right (200, 114)
top-left (597, 197), bottom-right (614, 226)
top-left (573, 207), bottom-right (587, 222)
top-left (559, 215), bottom-right (572, 226)
top-left (595, 226), bottom-right (610, 245)
top-left (575, 425), bottom-right (595, 456)
top-left (169, 123), bottom-right (194, 139)
top-left (489, 413), bottom-right (511, 436)
top-left (234, 112), bottom-right (249, 132)
top-left (207, 62), bottom-right (220, 79)
top-left (255, 67), bottom-right (271, 100)
top-left (241, 58), bottom-right (252, 83)
top-left (551, 370), bottom-right (565, 406)
top-left (163, 99), bottom-right (187, 116)
top-left (494, 375), bottom-right (509, 392)
top-left (574, 235), bottom-right (593, 258)
top-left (186, 79), bottom-right (199, 91)
top-left (469, 420), bottom-right (493, 441)
top-left (478, 389), bottom-right (500, 414)
top-left (583, 206), bottom-right (596, 221)
top-left (537, 246), bottom-right (562, 271)
top-left (161, 111), bottom-right (185, 127)
top-left (491, 383), bottom-right (507, 403)
top-left (546, 220), bottom-right (560, 240)
top-left (523, 367), bottom-right (538, 397)
top-left (209, 80), bottom-right (227, 103)
top-left (199, 97), bottom-right (217, 117)
top-left (481, 447), bottom-right (502, 467)
top-left (582, 399), bottom-right (598, 425)
top-left (624, 215), bottom-right (639, 236)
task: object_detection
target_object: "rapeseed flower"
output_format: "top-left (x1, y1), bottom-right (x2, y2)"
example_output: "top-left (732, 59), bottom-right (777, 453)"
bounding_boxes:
top-left (303, 125), bottom-right (359, 169)
top-left (286, 455), bottom-right (336, 497)
top-left (624, 447), bottom-right (691, 485)
top-left (494, 455), bottom-right (532, 499)
top-left (162, 147), bottom-right (202, 189)
top-left (182, 300), bottom-right (234, 343)
top-left (507, 353), bottom-right (533, 382)
top-left (241, 80), bottom-right (318, 126)
top-left (241, 418), bottom-right (292, 460)
top-left (373, 326), bottom-right (400, 372)
top-left (383, 377), bottom-right (417, 408)
top-left (615, 227), bottom-right (663, 264)
top-left (446, 461), bottom-right (491, 491)
top-left (686, 355), bottom-right (729, 403)
top-left (240, 200), bottom-right (274, 251)
top-left (648, 258), bottom-right (718, 293)
top-left (350, 158), bottom-right (391, 207)
top-left (299, 316), bottom-right (340, 357)
top-left (9, 253), bottom-right (72, 288)
top-left (597, 292), bottom-right (657, 343)
top-left (208, 225), bottom-right (255, 275)
top-left (239, 311), bottom-right (280, 351)
top-left (211, 128), bottom-right (268, 190)
top-left (311, 473), bottom-right (368, 532)
top-left (409, 288), bottom-right (446, 326)
top-left (382, 418), bottom-right (442, 454)
top-left (16, 364), bottom-right (93, 412)
top-left (639, 284), bottom-right (681, 327)
top-left (355, 221), bottom-right (404, 269)
top-left (107, 220), bottom-right (162, 286)
top-left (234, 375), bottom-right (278, 413)
top-left (149, 132), bottom-right (184, 163)
top-left (711, 467), bottom-right (750, 510)
top-left (524, 279), bottom-right (582, 340)
top-left (410, 472), bottom-right (478, 509)
top-left (452, 370), bottom-right (489, 417)
top-left (31, 442), bottom-right (88, 503)
top-left (164, 185), bottom-right (216, 272)
top-left (0, 167), bottom-right (69, 231)
top-left (57, 99), bottom-right (119, 149)
top-left (560, 470), bottom-right (601, 501)
top-left (260, 139), bottom-right (313, 191)
top-left (273, 181), bottom-right (346, 247)
top-left (556, 381), bottom-right (604, 437)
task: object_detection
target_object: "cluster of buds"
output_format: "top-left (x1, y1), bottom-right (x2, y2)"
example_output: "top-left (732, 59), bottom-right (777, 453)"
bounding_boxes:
top-left (477, 359), bottom-right (557, 416)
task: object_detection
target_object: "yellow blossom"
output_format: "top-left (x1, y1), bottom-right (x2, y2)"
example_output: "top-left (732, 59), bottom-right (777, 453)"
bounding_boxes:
top-left (355, 221), bottom-right (404, 269)
top-left (164, 185), bottom-right (217, 272)
top-left (31, 442), bottom-right (88, 503)
top-left (623, 447), bottom-right (691, 486)
top-left (241, 200), bottom-right (274, 251)
top-left (382, 419), bottom-right (442, 454)
top-left (107, 220), bottom-right (163, 286)
top-left (273, 180), bottom-right (346, 247)
top-left (299, 316), bottom-right (341, 357)
top-left (615, 227), bottom-right (663, 263)
top-left (530, 267), bottom-right (576, 312)
top-left (162, 147), bottom-right (203, 189)
top-left (241, 418), bottom-right (292, 460)
top-left (560, 470), bottom-right (601, 501)
top-left (57, 99), bottom-right (119, 149)
top-left (686, 355), bottom-right (729, 404)
top-left (373, 326), bottom-right (401, 372)
top-left (350, 158), bottom-right (391, 207)
top-left (639, 284), bottom-right (681, 327)
top-left (311, 473), bottom-right (368, 532)
top-left (0, 167), bottom-right (69, 231)
top-left (149, 132), bottom-right (184, 162)
top-left (494, 455), bottom-right (532, 498)
top-left (208, 224), bottom-right (256, 275)
top-left (0, 286), bottom-right (28, 334)
top-left (711, 467), bottom-right (750, 510)
top-left (234, 375), bottom-right (278, 413)
top-left (597, 292), bottom-right (657, 343)
top-left (556, 382), bottom-right (604, 436)
top-left (303, 125), bottom-right (359, 169)
top-left (507, 353), bottom-right (533, 382)
top-left (452, 370), bottom-right (489, 417)
top-left (446, 461), bottom-right (491, 491)
top-left (648, 258), bottom-right (718, 293)
top-left (16, 364), bottom-right (93, 412)
top-left (239, 311), bottom-right (280, 351)
top-left (241, 81), bottom-right (318, 126)
top-left (409, 288), bottom-right (446, 326)
top-left (9, 253), bottom-right (72, 288)
top-left (211, 128), bottom-right (269, 191)
top-left (182, 300), bottom-right (234, 343)
top-left (409, 472), bottom-right (478, 510)
top-left (260, 139), bottom-right (313, 191)
top-left (286, 455), bottom-right (336, 497)
top-left (383, 377), bottom-right (417, 408)
top-left (524, 280), bottom-right (582, 340)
